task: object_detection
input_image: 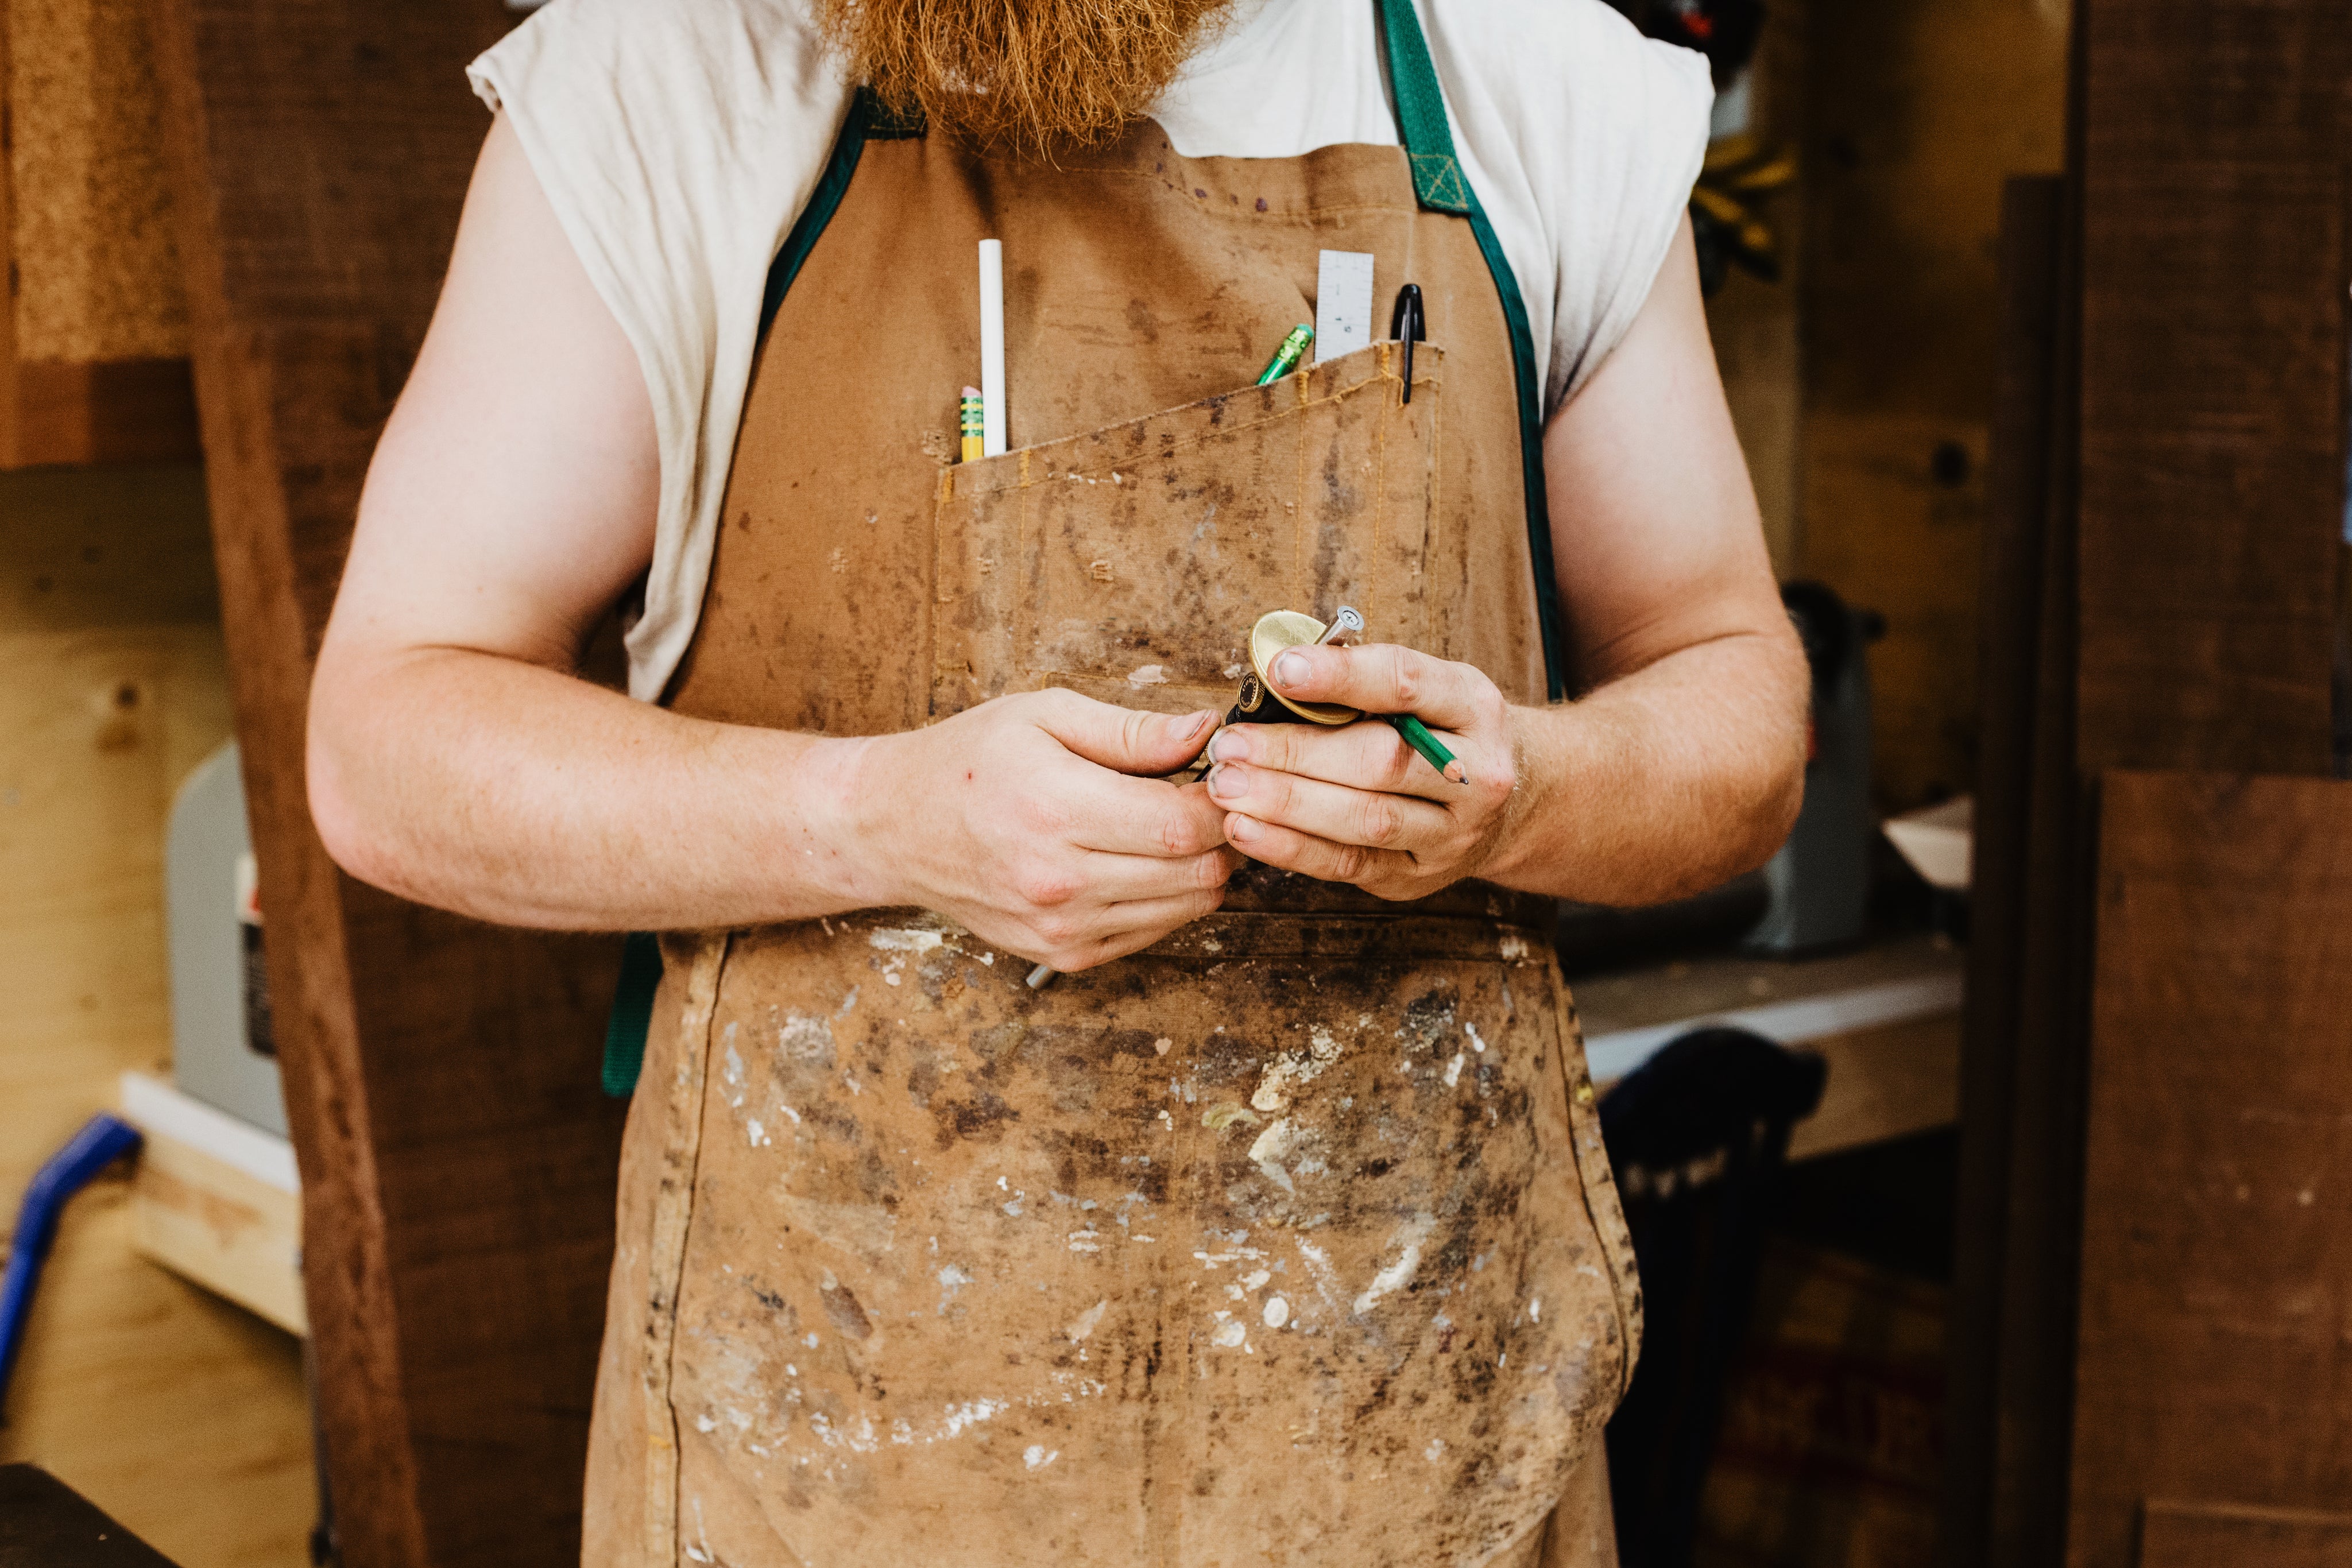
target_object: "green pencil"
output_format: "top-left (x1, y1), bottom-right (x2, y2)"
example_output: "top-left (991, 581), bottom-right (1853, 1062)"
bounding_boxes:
top-left (1390, 713), bottom-right (1466, 784)
top-left (1256, 323), bottom-right (1314, 385)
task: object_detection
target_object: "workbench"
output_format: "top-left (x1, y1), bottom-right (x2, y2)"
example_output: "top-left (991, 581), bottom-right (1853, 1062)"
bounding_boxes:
top-left (1574, 934), bottom-right (1964, 1161)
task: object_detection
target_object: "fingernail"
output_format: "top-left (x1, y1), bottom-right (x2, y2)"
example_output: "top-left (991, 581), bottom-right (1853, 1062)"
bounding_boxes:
top-left (1272, 651), bottom-right (1309, 690)
top-left (1227, 814), bottom-right (1259, 843)
top-left (1182, 711), bottom-right (1213, 738)
top-left (1208, 728), bottom-right (1248, 764)
top-left (1206, 764), bottom-right (1245, 802)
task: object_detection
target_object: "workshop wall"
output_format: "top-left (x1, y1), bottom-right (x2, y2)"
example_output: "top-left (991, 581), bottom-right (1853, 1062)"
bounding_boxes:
top-left (1794, 0), bottom-right (2069, 812)
top-left (0, 463), bottom-right (311, 1568)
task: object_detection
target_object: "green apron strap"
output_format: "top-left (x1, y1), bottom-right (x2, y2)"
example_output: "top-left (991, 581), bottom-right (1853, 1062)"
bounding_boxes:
top-left (604, 89), bottom-right (920, 1100)
top-left (759, 88), bottom-right (922, 344)
top-left (1375, 0), bottom-right (1570, 702)
top-left (601, 930), bottom-right (664, 1098)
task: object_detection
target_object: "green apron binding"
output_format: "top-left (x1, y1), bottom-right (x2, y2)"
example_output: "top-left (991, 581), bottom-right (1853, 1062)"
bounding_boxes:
top-left (605, 89), bottom-right (906, 1101)
top-left (1376, 0), bottom-right (1570, 703)
top-left (604, 16), bottom-right (1569, 1095)
top-left (600, 930), bottom-right (663, 1098)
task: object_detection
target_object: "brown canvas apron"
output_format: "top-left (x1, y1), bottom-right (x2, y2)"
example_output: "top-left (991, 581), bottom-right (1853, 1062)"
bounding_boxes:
top-left (581, 7), bottom-right (1642, 1564)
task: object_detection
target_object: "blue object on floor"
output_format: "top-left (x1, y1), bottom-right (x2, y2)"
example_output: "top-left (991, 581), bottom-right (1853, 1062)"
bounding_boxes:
top-left (0, 1113), bottom-right (144, 1419)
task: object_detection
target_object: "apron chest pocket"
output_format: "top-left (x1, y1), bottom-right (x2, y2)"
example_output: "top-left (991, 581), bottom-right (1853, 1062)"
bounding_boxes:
top-left (931, 340), bottom-right (1448, 718)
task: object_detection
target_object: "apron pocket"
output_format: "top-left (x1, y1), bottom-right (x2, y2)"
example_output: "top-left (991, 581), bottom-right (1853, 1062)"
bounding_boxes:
top-left (932, 340), bottom-right (1444, 718)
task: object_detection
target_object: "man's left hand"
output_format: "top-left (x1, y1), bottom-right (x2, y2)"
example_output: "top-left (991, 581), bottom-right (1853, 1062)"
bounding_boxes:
top-left (1202, 642), bottom-right (1520, 900)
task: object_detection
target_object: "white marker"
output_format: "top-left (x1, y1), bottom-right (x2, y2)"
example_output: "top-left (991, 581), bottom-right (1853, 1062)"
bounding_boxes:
top-left (978, 239), bottom-right (1008, 457)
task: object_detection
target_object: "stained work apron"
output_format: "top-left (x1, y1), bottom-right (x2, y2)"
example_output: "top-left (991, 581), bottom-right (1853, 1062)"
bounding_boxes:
top-left (582, 5), bottom-right (1642, 1563)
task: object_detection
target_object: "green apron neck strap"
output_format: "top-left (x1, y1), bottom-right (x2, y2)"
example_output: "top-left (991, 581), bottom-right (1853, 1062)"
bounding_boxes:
top-left (1375, 0), bottom-right (1474, 214)
top-left (1374, 0), bottom-right (1570, 700)
top-left (760, 88), bottom-right (923, 345)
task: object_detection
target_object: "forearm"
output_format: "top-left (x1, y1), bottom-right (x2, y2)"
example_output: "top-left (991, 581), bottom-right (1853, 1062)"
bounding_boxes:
top-left (1480, 628), bottom-right (1807, 906)
top-left (308, 646), bottom-right (888, 931)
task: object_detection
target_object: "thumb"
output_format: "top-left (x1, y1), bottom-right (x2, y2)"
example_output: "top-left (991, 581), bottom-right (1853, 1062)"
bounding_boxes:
top-left (1032, 692), bottom-right (1218, 776)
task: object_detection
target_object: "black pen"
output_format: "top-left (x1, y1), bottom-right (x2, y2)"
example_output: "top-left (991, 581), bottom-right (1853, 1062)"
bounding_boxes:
top-left (1391, 283), bottom-right (1426, 402)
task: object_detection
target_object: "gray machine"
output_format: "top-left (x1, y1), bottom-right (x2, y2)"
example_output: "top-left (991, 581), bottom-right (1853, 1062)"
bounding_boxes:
top-left (1746, 581), bottom-right (1882, 955)
top-left (167, 741), bottom-right (288, 1136)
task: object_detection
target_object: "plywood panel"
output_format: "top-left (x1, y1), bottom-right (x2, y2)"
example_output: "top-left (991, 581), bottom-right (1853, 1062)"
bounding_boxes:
top-left (145, 3), bottom-right (632, 1565)
top-left (133, 1125), bottom-right (307, 1337)
top-left (2073, 2), bottom-right (2349, 776)
top-left (0, 1188), bottom-right (313, 1568)
top-left (3, 0), bottom-right (184, 361)
top-left (2070, 773), bottom-right (2352, 1568)
top-left (0, 463), bottom-right (310, 1568)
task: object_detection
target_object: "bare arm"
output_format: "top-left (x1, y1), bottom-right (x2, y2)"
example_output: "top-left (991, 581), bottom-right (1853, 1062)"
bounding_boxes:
top-left (1200, 220), bottom-right (1808, 906)
top-left (310, 118), bottom-right (1235, 967)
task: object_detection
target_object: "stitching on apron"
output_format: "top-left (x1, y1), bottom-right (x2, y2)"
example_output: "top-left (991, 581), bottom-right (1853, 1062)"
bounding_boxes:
top-left (932, 346), bottom-right (1436, 710)
top-left (1290, 350), bottom-right (1312, 607)
top-left (942, 346), bottom-right (1432, 500)
top-left (960, 153), bottom-right (1429, 221)
top-left (640, 931), bottom-right (732, 1567)
top-left (1549, 965), bottom-right (1643, 1403)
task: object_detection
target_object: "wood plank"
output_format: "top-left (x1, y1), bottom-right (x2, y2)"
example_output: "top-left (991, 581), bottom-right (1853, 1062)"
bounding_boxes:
top-left (1576, 940), bottom-right (1964, 1162)
top-left (2070, 773), bottom-right (2352, 1568)
top-left (0, 1182), bottom-right (313, 1568)
top-left (145, 2), bottom-right (631, 1565)
top-left (1942, 173), bottom-right (2088, 1568)
top-left (0, 0), bottom-right (201, 467)
top-left (8, 359), bottom-right (203, 469)
top-left (1573, 934), bottom-right (1961, 1042)
top-left (131, 1118), bottom-right (307, 1337)
top-left (2074, 0), bottom-right (2349, 776)
top-left (1786, 1012), bottom-right (1959, 1163)
top-left (2140, 1500), bottom-right (2352, 1568)
top-left (0, 459), bottom-right (308, 1568)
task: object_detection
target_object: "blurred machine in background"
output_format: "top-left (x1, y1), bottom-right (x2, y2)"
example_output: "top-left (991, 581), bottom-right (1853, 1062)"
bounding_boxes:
top-left (1749, 580), bottom-right (1885, 956)
top-left (165, 742), bottom-right (285, 1137)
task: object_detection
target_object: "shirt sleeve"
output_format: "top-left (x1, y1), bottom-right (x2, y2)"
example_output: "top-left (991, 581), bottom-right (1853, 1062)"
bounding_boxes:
top-left (468, 0), bottom-right (854, 701)
top-left (1541, 19), bottom-right (1713, 410)
top-left (1425, 0), bottom-right (1713, 417)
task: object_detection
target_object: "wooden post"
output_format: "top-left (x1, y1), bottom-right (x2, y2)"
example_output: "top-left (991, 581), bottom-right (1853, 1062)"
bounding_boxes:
top-left (1958, 0), bottom-right (2350, 1558)
top-left (144, 2), bottom-right (628, 1565)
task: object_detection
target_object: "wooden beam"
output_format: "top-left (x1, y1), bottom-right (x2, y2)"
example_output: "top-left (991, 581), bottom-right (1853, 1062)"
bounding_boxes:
top-left (2070, 774), bottom-right (2352, 1566)
top-left (2140, 1500), bottom-right (2352, 1568)
top-left (1943, 172), bottom-right (2097, 1568)
top-left (144, 2), bottom-right (628, 1565)
top-left (5, 359), bottom-right (202, 469)
top-left (0, 0), bottom-right (203, 468)
top-left (2074, 0), bottom-right (2349, 776)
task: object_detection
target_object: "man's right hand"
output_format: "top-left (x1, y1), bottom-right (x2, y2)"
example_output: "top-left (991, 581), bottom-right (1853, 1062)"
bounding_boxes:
top-left (843, 691), bottom-right (1238, 972)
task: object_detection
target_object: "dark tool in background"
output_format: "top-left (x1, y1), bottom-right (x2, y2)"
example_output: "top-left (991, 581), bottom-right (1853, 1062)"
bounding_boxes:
top-left (1600, 1027), bottom-right (1828, 1568)
top-left (1747, 579), bottom-right (1885, 955)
